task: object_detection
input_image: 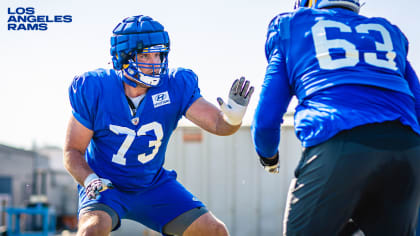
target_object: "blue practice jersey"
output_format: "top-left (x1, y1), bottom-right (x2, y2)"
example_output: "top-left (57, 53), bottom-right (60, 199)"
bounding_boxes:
top-left (252, 7), bottom-right (420, 157)
top-left (69, 68), bottom-right (201, 191)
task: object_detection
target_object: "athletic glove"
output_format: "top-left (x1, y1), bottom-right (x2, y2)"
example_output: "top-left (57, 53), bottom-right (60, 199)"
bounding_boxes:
top-left (259, 152), bottom-right (280, 174)
top-left (217, 77), bottom-right (254, 125)
top-left (84, 173), bottom-right (114, 200)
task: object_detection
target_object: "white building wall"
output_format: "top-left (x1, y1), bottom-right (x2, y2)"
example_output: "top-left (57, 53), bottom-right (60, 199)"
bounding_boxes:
top-left (113, 118), bottom-right (302, 236)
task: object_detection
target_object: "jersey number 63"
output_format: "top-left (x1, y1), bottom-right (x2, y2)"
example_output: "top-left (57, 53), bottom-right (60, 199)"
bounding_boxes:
top-left (311, 20), bottom-right (397, 71)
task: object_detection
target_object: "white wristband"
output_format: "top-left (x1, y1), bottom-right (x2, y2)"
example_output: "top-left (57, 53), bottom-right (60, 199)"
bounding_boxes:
top-left (220, 100), bottom-right (247, 126)
top-left (84, 173), bottom-right (99, 187)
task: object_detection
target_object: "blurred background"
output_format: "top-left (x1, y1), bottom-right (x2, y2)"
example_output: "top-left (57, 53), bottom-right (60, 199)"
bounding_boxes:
top-left (0, 117), bottom-right (300, 235)
top-left (0, 0), bottom-right (419, 235)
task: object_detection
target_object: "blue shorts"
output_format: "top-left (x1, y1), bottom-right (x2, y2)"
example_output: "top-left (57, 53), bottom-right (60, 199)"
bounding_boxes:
top-left (78, 169), bottom-right (205, 233)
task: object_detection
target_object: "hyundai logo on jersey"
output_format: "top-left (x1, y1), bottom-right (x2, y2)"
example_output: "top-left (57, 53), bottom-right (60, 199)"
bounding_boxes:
top-left (152, 91), bottom-right (171, 108)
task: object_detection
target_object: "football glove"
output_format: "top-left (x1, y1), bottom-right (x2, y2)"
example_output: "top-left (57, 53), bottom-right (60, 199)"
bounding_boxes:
top-left (259, 152), bottom-right (280, 174)
top-left (84, 173), bottom-right (114, 200)
top-left (217, 77), bottom-right (254, 126)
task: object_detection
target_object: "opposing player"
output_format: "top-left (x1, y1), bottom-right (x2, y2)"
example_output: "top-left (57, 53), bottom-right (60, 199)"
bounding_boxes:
top-left (251, 0), bottom-right (420, 235)
top-left (63, 15), bottom-right (253, 236)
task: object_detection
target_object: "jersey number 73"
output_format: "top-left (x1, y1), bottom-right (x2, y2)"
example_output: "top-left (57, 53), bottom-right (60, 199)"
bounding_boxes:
top-left (109, 122), bottom-right (163, 165)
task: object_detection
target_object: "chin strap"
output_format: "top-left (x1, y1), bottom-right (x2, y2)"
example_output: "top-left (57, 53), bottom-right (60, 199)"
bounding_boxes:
top-left (120, 70), bottom-right (138, 88)
top-left (121, 66), bottom-right (163, 88)
top-left (122, 75), bottom-right (138, 87)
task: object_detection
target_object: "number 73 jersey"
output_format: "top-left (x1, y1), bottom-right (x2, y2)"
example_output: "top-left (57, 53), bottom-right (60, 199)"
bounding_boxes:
top-left (265, 7), bottom-right (413, 100)
top-left (69, 68), bottom-right (201, 191)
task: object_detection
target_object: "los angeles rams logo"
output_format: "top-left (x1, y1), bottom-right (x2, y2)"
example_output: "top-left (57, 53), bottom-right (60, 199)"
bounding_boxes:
top-left (131, 117), bottom-right (139, 125)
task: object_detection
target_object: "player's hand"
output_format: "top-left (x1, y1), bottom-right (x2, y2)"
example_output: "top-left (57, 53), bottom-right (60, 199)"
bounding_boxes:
top-left (217, 77), bottom-right (254, 125)
top-left (84, 173), bottom-right (114, 200)
top-left (259, 152), bottom-right (280, 174)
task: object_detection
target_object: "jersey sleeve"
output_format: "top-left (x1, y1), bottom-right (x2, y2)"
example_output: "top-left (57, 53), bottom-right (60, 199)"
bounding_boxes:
top-left (173, 68), bottom-right (202, 116)
top-left (251, 15), bottom-right (293, 158)
top-left (398, 25), bottom-right (420, 123)
top-left (68, 71), bottom-right (101, 130)
top-left (265, 13), bottom-right (292, 62)
top-left (405, 61), bottom-right (420, 123)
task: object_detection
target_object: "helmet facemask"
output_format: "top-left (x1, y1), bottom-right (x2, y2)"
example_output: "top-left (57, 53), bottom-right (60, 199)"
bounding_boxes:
top-left (124, 45), bottom-right (169, 87)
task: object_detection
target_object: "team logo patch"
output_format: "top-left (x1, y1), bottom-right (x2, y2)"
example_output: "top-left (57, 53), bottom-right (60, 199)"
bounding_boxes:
top-left (131, 117), bottom-right (139, 125)
top-left (152, 91), bottom-right (171, 108)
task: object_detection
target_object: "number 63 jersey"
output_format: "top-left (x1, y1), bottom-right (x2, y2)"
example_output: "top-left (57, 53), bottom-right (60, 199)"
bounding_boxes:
top-left (255, 7), bottom-right (420, 150)
top-left (69, 68), bottom-right (201, 191)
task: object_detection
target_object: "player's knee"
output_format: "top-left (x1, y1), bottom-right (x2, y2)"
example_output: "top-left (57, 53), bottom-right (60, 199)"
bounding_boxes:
top-left (202, 218), bottom-right (229, 236)
top-left (77, 215), bottom-right (112, 236)
top-left (77, 222), bottom-right (110, 236)
top-left (211, 221), bottom-right (229, 236)
top-left (184, 213), bottom-right (229, 236)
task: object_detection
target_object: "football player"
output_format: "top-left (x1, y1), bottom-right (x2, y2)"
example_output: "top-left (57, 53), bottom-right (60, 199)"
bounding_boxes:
top-left (251, 0), bottom-right (420, 235)
top-left (64, 15), bottom-right (253, 236)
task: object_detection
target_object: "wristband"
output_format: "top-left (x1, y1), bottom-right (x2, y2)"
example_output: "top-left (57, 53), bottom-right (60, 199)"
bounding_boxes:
top-left (259, 152), bottom-right (279, 166)
top-left (84, 173), bottom-right (99, 187)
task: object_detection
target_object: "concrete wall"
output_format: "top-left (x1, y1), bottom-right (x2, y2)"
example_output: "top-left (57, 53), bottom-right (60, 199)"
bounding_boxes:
top-left (0, 144), bottom-right (48, 207)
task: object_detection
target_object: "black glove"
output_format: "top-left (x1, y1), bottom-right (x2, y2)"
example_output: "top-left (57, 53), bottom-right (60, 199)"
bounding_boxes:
top-left (259, 152), bottom-right (279, 174)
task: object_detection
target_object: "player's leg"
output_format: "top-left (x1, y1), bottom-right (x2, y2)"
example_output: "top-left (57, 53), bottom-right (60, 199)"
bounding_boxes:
top-left (77, 185), bottom-right (124, 236)
top-left (351, 123), bottom-right (420, 235)
top-left (77, 204), bottom-right (118, 236)
top-left (183, 211), bottom-right (228, 236)
top-left (282, 123), bottom-right (403, 235)
top-left (125, 170), bottom-right (229, 235)
top-left (417, 208), bottom-right (420, 235)
top-left (163, 207), bottom-right (228, 236)
top-left (283, 137), bottom-right (362, 235)
top-left (337, 219), bottom-right (362, 236)
top-left (285, 121), bottom-right (420, 235)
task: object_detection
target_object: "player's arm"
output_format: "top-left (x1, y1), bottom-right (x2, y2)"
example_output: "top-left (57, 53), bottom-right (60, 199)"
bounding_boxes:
top-left (66, 73), bottom-right (113, 200)
top-left (405, 61), bottom-right (420, 122)
top-left (63, 115), bottom-right (113, 199)
top-left (251, 53), bottom-right (292, 173)
top-left (252, 15), bottom-right (293, 173)
top-left (186, 77), bottom-right (254, 136)
top-left (63, 115), bottom-right (95, 186)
